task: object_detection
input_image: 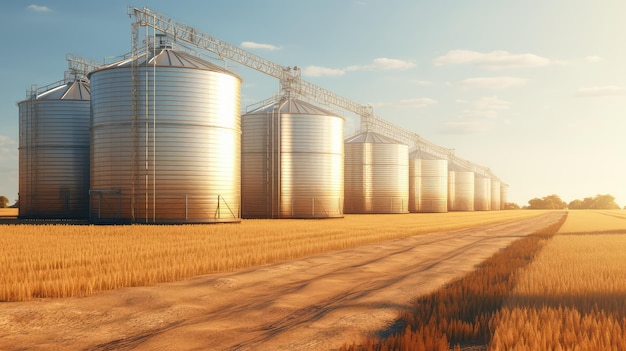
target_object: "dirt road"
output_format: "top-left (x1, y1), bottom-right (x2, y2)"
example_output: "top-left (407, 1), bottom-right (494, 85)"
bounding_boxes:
top-left (0, 212), bottom-right (563, 350)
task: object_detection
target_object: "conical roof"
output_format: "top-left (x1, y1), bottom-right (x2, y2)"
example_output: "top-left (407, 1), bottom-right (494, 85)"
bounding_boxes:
top-left (410, 149), bottom-right (442, 160)
top-left (33, 79), bottom-right (90, 101)
top-left (345, 130), bottom-right (404, 145)
top-left (90, 47), bottom-right (240, 80)
top-left (246, 97), bottom-right (337, 116)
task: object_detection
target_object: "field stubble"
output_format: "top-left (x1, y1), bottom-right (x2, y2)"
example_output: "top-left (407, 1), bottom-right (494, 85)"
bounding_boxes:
top-left (489, 210), bottom-right (626, 351)
top-left (0, 210), bottom-right (545, 302)
top-left (341, 211), bottom-right (568, 351)
top-left (0, 208), bottom-right (18, 217)
top-left (342, 210), bottom-right (626, 351)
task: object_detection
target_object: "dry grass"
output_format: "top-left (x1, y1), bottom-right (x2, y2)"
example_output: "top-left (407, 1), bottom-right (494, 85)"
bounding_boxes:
top-left (0, 211), bottom-right (544, 302)
top-left (558, 209), bottom-right (626, 234)
top-left (341, 212), bottom-right (567, 351)
top-left (341, 210), bottom-right (626, 351)
top-left (489, 210), bottom-right (626, 351)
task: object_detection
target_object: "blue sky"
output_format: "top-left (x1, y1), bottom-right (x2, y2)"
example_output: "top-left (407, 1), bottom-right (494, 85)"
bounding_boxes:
top-left (1, 0), bottom-right (625, 207)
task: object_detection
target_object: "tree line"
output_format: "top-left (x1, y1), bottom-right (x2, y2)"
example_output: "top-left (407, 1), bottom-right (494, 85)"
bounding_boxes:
top-left (0, 196), bottom-right (18, 208)
top-left (525, 194), bottom-right (621, 210)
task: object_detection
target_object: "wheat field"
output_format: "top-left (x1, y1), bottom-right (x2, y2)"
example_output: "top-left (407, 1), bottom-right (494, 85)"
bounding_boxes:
top-left (0, 210), bottom-right (544, 301)
top-left (341, 211), bottom-right (567, 351)
top-left (489, 210), bottom-right (626, 351)
top-left (557, 209), bottom-right (626, 234)
top-left (0, 208), bottom-right (18, 217)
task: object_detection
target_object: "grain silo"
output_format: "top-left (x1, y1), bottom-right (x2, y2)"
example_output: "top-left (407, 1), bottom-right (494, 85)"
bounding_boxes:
top-left (344, 131), bottom-right (409, 214)
top-left (448, 163), bottom-right (474, 211)
top-left (490, 179), bottom-right (501, 211)
top-left (18, 78), bottom-right (91, 219)
top-left (89, 46), bottom-right (241, 223)
top-left (409, 150), bottom-right (448, 213)
top-left (241, 97), bottom-right (344, 218)
top-left (474, 175), bottom-right (492, 211)
top-left (500, 183), bottom-right (509, 210)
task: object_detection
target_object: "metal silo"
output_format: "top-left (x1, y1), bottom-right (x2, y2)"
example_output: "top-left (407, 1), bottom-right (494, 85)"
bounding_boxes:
top-left (474, 175), bottom-right (492, 211)
top-left (89, 46), bottom-right (241, 223)
top-left (448, 164), bottom-right (474, 211)
top-left (491, 179), bottom-right (501, 211)
top-left (344, 131), bottom-right (409, 214)
top-left (241, 97), bottom-right (344, 218)
top-left (409, 150), bottom-right (447, 213)
top-left (18, 78), bottom-right (91, 219)
top-left (500, 183), bottom-right (509, 210)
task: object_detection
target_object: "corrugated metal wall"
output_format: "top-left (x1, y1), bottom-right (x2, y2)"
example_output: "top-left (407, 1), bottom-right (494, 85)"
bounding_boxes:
top-left (241, 98), bottom-right (344, 218)
top-left (490, 179), bottom-right (501, 211)
top-left (500, 183), bottom-right (509, 209)
top-left (409, 153), bottom-right (448, 213)
top-left (89, 48), bottom-right (241, 223)
top-left (448, 170), bottom-right (475, 211)
top-left (474, 175), bottom-right (492, 211)
top-left (344, 131), bottom-right (408, 214)
top-left (18, 80), bottom-right (90, 219)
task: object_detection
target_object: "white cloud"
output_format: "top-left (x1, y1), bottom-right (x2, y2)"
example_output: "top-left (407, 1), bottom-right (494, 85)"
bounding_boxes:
top-left (0, 135), bottom-right (15, 146)
top-left (302, 57), bottom-right (415, 77)
top-left (434, 50), bottom-right (550, 70)
top-left (455, 77), bottom-right (528, 89)
top-left (346, 58), bottom-right (415, 72)
top-left (371, 58), bottom-right (416, 70)
top-left (585, 56), bottom-right (602, 63)
top-left (398, 98), bottom-right (438, 109)
top-left (575, 85), bottom-right (626, 97)
top-left (302, 65), bottom-right (345, 77)
top-left (0, 135), bottom-right (16, 159)
top-left (240, 41), bottom-right (281, 51)
top-left (442, 119), bottom-right (492, 134)
top-left (442, 96), bottom-right (510, 134)
top-left (26, 4), bottom-right (52, 12)
top-left (371, 97), bottom-right (437, 110)
top-left (473, 96), bottom-right (510, 111)
top-left (464, 98), bottom-right (509, 119)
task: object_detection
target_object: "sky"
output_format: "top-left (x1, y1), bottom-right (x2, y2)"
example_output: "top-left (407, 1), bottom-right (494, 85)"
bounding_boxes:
top-left (1, 0), bottom-right (625, 207)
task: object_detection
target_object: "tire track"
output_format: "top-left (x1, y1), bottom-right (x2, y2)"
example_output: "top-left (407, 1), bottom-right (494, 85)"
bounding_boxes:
top-left (91, 212), bottom-right (562, 351)
top-left (3, 212), bottom-right (564, 351)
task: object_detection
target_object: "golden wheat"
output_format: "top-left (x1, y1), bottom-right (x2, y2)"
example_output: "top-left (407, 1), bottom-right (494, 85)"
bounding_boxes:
top-left (558, 209), bottom-right (626, 234)
top-left (489, 210), bottom-right (626, 350)
top-left (341, 212), bottom-right (567, 351)
top-left (0, 211), bottom-right (545, 301)
top-left (0, 208), bottom-right (18, 217)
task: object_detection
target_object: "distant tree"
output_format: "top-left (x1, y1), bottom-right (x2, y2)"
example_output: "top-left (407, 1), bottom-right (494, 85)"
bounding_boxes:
top-left (527, 194), bottom-right (567, 209)
top-left (527, 197), bottom-right (543, 209)
top-left (567, 194), bottom-right (620, 210)
top-left (567, 199), bottom-right (583, 209)
top-left (0, 196), bottom-right (9, 208)
top-left (592, 194), bottom-right (620, 209)
top-left (503, 202), bottom-right (520, 210)
top-left (581, 197), bottom-right (595, 209)
top-left (9, 199), bottom-right (19, 208)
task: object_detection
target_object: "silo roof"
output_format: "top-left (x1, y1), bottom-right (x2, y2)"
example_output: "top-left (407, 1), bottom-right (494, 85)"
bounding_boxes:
top-left (90, 47), bottom-right (241, 80)
top-left (247, 97), bottom-right (338, 116)
top-left (34, 79), bottom-right (90, 101)
top-left (410, 150), bottom-right (441, 160)
top-left (345, 130), bottom-right (404, 145)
